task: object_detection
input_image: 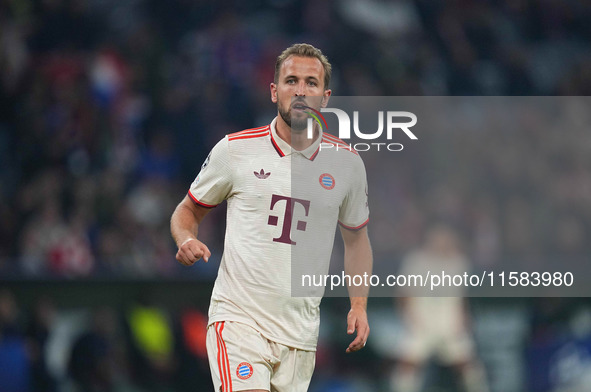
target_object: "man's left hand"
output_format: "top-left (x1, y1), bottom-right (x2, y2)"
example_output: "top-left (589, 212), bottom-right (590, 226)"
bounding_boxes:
top-left (346, 307), bottom-right (369, 353)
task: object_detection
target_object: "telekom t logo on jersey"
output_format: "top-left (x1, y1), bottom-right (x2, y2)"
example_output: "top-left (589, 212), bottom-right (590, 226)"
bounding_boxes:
top-left (267, 194), bottom-right (310, 245)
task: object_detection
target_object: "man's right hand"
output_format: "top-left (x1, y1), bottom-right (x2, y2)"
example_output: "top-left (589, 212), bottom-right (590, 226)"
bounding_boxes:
top-left (176, 238), bottom-right (211, 266)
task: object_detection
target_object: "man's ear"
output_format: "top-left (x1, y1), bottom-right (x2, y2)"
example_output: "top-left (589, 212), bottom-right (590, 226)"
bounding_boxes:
top-left (270, 83), bottom-right (278, 103)
top-left (321, 89), bottom-right (332, 108)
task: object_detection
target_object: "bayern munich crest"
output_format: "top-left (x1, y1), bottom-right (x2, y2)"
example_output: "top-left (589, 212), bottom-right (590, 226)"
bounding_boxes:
top-left (319, 173), bottom-right (335, 190)
top-left (236, 362), bottom-right (253, 380)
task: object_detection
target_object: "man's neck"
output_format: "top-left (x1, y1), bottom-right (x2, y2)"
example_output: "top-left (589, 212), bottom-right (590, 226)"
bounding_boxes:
top-left (275, 115), bottom-right (319, 151)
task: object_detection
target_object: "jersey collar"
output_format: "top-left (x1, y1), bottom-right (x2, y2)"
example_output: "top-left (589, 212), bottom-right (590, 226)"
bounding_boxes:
top-left (269, 117), bottom-right (322, 161)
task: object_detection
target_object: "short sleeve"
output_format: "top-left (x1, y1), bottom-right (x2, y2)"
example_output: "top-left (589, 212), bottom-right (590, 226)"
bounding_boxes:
top-left (338, 156), bottom-right (370, 229)
top-left (188, 137), bottom-right (232, 207)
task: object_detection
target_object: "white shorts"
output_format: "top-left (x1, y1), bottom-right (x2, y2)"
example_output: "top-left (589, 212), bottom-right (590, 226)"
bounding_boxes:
top-left (206, 321), bottom-right (315, 392)
top-left (398, 327), bottom-right (475, 365)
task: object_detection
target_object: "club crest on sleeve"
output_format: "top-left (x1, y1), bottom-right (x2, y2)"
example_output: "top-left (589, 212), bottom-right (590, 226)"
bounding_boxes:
top-left (236, 362), bottom-right (253, 380)
top-left (201, 151), bottom-right (212, 170)
top-left (319, 173), bottom-right (335, 190)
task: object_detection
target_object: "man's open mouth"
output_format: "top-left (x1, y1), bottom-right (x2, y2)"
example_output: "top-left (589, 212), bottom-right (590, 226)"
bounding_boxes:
top-left (292, 103), bottom-right (308, 111)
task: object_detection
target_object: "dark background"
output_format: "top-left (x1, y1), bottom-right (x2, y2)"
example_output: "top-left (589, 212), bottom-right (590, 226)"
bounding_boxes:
top-left (1, 0), bottom-right (591, 391)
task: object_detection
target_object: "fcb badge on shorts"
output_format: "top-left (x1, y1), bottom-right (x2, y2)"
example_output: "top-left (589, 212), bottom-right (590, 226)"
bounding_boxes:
top-left (236, 362), bottom-right (253, 380)
top-left (319, 173), bottom-right (335, 190)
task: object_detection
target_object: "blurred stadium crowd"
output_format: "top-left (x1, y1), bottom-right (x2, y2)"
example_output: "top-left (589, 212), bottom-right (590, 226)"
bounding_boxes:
top-left (2, 0), bottom-right (591, 277)
top-left (1, 0), bottom-right (591, 391)
top-left (0, 288), bottom-right (215, 392)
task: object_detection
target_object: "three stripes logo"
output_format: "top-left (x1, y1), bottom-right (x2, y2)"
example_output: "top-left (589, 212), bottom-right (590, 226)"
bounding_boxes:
top-left (319, 173), bottom-right (335, 190)
top-left (236, 362), bottom-right (253, 380)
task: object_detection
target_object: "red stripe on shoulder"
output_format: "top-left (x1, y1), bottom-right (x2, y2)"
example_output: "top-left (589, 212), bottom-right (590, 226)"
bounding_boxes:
top-left (228, 131), bottom-right (269, 141)
top-left (323, 132), bottom-right (349, 145)
top-left (228, 125), bottom-right (269, 138)
top-left (321, 137), bottom-right (348, 147)
top-left (188, 190), bottom-right (217, 208)
top-left (323, 135), bottom-right (353, 149)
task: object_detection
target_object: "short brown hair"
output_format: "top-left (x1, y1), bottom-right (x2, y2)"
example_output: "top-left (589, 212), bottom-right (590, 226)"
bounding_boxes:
top-left (274, 43), bottom-right (332, 90)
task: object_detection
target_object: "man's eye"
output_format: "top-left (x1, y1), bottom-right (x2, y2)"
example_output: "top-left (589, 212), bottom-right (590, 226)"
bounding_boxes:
top-left (287, 79), bottom-right (296, 84)
top-left (308, 81), bottom-right (317, 87)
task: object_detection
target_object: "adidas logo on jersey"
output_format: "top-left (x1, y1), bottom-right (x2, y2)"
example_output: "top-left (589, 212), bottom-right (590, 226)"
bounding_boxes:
top-left (254, 169), bottom-right (271, 179)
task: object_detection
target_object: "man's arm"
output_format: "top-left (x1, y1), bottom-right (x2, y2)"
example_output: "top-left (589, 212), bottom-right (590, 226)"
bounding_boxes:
top-left (340, 225), bottom-right (372, 353)
top-left (171, 195), bottom-right (212, 265)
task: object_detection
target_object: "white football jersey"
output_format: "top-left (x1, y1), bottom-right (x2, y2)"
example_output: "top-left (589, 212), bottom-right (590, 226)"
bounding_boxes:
top-left (189, 117), bottom-right (369, 351)
top-left (398, 250), bottom-right (469, 333)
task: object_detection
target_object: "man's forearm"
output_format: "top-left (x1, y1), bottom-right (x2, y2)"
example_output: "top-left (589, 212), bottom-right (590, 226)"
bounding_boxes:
top-left (342, 227), bottom-right (373, 300)
top-left (342, 226), bottom-right (372, 352)
top-left (171, 196), bottom-right (212, 265)
top-left (171, 198), bottom-right (202, 247)
top-left (345, 248), bottom-right (372, 299)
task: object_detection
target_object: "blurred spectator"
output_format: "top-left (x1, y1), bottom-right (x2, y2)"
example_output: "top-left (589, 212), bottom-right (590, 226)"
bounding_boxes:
top-left (20, 197), bottom-right (69, 276)
top-left (0, 0), bottom-right (589, 280)
top-left (26, 297), bottom-right (58, 392)
top-left (174, 306), bottom-right (213, 391)
top-left (67, 307), bottom-right (128, 392)
top-left (0, 290), bottom-right (30, 392)
top-left (527, 299), bottom-right (591, 392)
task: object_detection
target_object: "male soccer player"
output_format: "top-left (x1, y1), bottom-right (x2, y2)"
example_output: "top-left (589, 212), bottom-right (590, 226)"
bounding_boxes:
top-left (391, 224), bottom-right (489, 392)
top-left (170, 43), bottom-right (372, 392)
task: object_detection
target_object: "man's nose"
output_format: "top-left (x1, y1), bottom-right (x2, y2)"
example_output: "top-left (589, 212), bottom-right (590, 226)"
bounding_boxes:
top-left (295, 81), bottom-right (305, 96)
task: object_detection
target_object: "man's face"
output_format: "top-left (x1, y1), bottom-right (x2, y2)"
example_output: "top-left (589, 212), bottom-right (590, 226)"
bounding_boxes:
top-left (271, 55), bottom-right (331, 132)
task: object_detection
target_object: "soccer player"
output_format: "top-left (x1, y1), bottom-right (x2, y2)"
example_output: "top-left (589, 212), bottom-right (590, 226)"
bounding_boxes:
top-left (390, 224), bottom-right (489, 392)
top-left (170, 43), bottom-right (372, 392)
